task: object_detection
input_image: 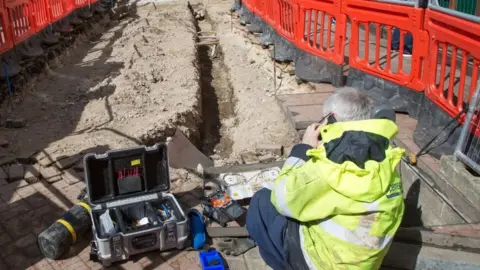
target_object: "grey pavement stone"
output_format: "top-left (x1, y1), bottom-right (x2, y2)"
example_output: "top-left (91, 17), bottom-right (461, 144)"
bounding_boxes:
top-left (4, 252), bottom-right (31, 269)
top-left (14, 233), bottom-right (37, 248)
top-left (2, 216), bottom-right (33, 238)
top-left (5, 118), bottom-right (26, 128)
top-left (0, 233), bottom-right (11, 246)
top-left (24, 164), bottom-right (41, 184)
top-left (400, 161), bottom-right (464, 226)
top-left (37, 151), bottom-right (66, 167)
top-left (258, 155), bottom-right (276, 164)
top-left (224, 255), bottom-right (248, 270)
top-left (241, 152), bottom-right (260, 164)
top-left (440, 155), bottom-right (480, 210)
top-left (243, 246), bottom-right (263, 260)
top-left (244, 247), bottom-right (271, 270)
top-left (62, 169), bottom-right (82, 185)
top-left (0, 199), bottom-right (31, 219)
top-left (40, 166), bottom-right (63, 183)
top-left (73, 161), bottom-right (84, 172)
top-left (8, 164), bottom-right (25, 182)
top-left (0, 167), bottom-right (7, 179)
top-left (55, 154), bottom-right (82, 170)
top-left (255, 144), bottom-right (283, 156)
top-left (0, 135), bottom-right (8, 147)
top-left (22, 192), bottom-right (51, 208)
top-left (0, 258), bottom-right (7, 270)
top-left (0, 178), bottom-right (7, 187)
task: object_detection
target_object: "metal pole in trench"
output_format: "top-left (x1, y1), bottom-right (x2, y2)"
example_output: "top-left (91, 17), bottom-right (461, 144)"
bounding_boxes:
top-left (273, 44), bottom-right (276, 94)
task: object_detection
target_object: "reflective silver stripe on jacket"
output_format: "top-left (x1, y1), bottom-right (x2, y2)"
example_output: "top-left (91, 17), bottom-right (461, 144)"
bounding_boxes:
top-left (273, 157), bottom-right (305, 218)
top-left (282, 156), bottom-right (306, 169)
top-left (273, 176), bottom-right (295, 218)
top-left (299, 225), bottom-right (318, 270)
top-left (317, 202), bottom-right (393, 249)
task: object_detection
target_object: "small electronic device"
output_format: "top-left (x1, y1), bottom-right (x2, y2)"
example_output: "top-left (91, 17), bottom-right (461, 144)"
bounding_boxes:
top-left (318, 113), bottom-right (337, 140)
top-left (209, 192), bottom-right (231, 208)
top-left (203, 191), bottom-right (246, 227)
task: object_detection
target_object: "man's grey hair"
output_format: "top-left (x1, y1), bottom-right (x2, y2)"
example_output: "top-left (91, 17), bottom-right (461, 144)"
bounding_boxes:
top-left (323, 87), bottom-right (373, 122)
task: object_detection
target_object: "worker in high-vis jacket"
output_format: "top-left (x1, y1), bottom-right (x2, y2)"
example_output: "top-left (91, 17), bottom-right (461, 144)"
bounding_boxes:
top-left (246, 87), bottom-right (405, 270)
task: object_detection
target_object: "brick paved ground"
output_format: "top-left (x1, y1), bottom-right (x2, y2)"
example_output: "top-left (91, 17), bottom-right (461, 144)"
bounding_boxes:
top-left (0, 169), bottom-right (270, 270)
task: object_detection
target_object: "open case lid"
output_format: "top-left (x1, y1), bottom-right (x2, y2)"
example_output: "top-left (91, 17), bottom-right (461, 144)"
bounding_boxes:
top-left (84, 143), bottom-right (170, 206)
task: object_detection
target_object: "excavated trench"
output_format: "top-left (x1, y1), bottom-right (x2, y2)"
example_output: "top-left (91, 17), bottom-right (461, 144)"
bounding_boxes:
top-left (189, 3), bottom-right (237, 158)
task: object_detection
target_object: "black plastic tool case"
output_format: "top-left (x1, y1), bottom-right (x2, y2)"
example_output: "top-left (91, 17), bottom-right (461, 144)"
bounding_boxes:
top-left (85, 144), bottom-right (188, 267)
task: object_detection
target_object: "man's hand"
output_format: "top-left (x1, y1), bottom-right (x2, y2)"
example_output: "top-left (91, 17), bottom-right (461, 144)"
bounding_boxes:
top-left (302, 123), bottom-right (322, 148)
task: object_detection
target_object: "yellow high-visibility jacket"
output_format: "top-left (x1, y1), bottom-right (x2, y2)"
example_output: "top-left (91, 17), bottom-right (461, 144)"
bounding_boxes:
top-left (271, 119), bottom-right (405, 270)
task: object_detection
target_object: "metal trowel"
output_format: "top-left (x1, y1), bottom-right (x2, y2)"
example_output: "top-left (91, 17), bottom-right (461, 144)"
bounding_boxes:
top-left (166, 129), bottom-right (214, 170)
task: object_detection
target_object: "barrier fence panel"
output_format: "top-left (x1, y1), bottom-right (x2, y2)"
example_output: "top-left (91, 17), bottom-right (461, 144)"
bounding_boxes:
top-left (261, 0), bottom-right (276, 25)
top-left (343, 0), bottom-right (428, 91)
top-left (47, 0), bottom-right (67, 23)
top-left (74, 0), bottom-right (88, 8)
top-left (0, 1), bottom-right (13, 53)
top-left (273, 0), bottom-right (297, 41)
top-left (243, 0), bottom-right (254, 14)
top-left (296, 0), bottom-right (346, 65)
top-left (253, 0), bottom-right (264, 18)
top-left (424, 8), bottom-right (480, 119)
top-left (6, 0), bottom-right (35, 44)
top-left (65, 0), bottom-right (75, 13)
top-left (455, 81), bottom-right (480, 174)
top-left (30, 0), bottom-right (50, 32)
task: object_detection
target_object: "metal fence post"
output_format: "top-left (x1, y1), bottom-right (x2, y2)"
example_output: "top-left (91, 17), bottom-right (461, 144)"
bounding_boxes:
top-left (454, 79), bottom-right (480, 174)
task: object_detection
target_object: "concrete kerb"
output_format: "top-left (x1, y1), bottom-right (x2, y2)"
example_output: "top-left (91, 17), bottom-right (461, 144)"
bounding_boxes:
top-left (440, 155), bottom-right (480, 212)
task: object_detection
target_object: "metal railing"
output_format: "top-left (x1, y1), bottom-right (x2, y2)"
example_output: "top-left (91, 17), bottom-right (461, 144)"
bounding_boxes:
top-left (454, 79), bottom-right (480, 174)
top-left (429, 0), bottom-right (480, 23)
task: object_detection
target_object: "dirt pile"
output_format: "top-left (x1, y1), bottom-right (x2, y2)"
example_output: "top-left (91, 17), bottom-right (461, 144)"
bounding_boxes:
top-left (0, 3), bottom-right (201, 163)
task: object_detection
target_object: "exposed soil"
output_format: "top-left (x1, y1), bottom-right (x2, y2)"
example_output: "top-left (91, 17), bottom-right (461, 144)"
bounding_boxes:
top-left (0, 3), bottom-right (201, 160)
top-left (0, 0), bottom-right (298, 173)
top-left (194, 1), bottom-right (296, 164)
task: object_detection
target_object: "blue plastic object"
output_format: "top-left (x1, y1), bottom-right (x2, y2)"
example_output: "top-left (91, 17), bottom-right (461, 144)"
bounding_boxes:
top-left (162, 204), bottom-right (170, 217)
top-left (188, 209), bottom-right (206, 250)
top-left (199, 250), bottom-right (226, 270)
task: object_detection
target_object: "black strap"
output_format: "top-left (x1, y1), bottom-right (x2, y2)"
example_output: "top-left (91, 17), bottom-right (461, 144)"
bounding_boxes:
top-left (284, 219), bottom-right (309, 270)
top-left (416, 109), bottom-right (465, 158)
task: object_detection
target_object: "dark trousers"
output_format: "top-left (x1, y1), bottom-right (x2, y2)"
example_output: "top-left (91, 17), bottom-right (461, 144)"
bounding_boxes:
top-left (391, 28), bottom-right (413, 55)
top-left (246, 188), bottom-right (288, 270)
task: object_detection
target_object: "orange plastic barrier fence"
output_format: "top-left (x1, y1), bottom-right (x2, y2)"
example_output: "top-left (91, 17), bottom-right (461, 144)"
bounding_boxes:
top-left (424, 8), bottom-right (480, 119)
top-left (261, 0), bottom-right (275, 25)
top-left (243, 0), bottom-right (255, 15)
top-left (0, 0), bottom-right (96, 57)
top-left (253, 0), bottom-right (264, 19)
top-left (0, 1), bottom-right (13, 53)
top-left (65, 0), bottom-right (74, 12)
top-left (74, 0), bottom-right (89, 8)
top-left (243, 0), bottom-right (480, 127)
top-left (30, 0), bottom-right (50, 31)
top-left (296, 0), bottom-right (346, 65)
top-left (47, 0), bottom-right (67, 23)
top-left (274, 0), bottom-right (297, 41)
top-left (5, 0), bottom-right (35, 44)
top-left (343, 0), bottom-right (428, 91)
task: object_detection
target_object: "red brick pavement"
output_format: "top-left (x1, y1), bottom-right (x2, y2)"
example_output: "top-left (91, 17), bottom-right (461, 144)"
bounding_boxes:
top-left (0, 175), bottom-right (210, 270)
